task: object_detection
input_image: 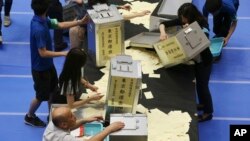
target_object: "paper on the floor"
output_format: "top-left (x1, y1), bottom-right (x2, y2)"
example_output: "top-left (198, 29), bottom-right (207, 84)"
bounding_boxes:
top-left (149, 73), bottom-right (160, 78)
top-left (141, 83), bottom-right (147, 89)
top-left (144, 91), bottom-right (154, 99)
top-left (148, 109), bottom-right (191, 141)
top-left (125, 48), bottom-right (163, 74)
top-left (136, 104), bottom-right (148, 114)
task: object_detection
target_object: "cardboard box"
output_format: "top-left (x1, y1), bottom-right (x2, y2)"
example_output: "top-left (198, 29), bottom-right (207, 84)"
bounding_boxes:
top-left (87, 4), bottom-right (124, 67)
top-left (154, 21), bottom-right (210, 68)
top-left (110, 113), bottom-right (147, 141)
top-left (104, 55), bottom-right (142, 120)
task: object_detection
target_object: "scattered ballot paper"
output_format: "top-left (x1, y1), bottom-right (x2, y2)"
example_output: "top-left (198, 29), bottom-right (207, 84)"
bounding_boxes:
top-left (136, 104), bottom-right (148, 114)
top-left (144, 91), bottom-right (154, 99)
top-left (149, 73), bottom-right (160, 78)
top-left (141, 83), bottom-right (147, 89)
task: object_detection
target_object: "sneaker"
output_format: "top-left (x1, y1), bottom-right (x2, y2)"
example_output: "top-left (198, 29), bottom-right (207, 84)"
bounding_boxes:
top-left (0, 36), bottom-right (2, 45)
top-left (4, 16), bottom-right (11, 27)
top-left (54, 42), bottom-right (68, 52)
top-left (24, 114), bottom-right (46, 127)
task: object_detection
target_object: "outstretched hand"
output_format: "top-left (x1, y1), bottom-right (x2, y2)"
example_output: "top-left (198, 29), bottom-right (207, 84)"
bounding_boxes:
top-left (78, 15), bottom-right (90, 25)
top-left (106, 122), bottom-right (125, 133)
top-left (159, 33), bottom-right (168, 41)
top-left (85, 115), bottom-right (103, 123)
top-left (119, 4), bottom-right (132, 11)
top-left (89, 93), bottom-right (104, 101)
top-left (133, 10), bottom-right (151, 17)
top-left (87, 83), bottom-right (98, 92)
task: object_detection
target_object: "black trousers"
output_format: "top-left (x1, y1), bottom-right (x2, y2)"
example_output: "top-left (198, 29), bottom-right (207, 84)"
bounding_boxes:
top-left (47, 0), bottom-right (64, 48)
top-left (195, 62), bottom-right (213, 114)
top-left (0, 0), bottom-right (13, 35)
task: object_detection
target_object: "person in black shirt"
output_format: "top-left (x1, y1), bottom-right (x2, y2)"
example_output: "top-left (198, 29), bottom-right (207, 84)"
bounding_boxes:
top-left (159, 3), bottom-right (213, 122)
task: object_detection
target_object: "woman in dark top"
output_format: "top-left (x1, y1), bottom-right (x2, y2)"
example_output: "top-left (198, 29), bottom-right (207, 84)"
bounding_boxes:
top-left (159, 3), bottom-right (213, 122)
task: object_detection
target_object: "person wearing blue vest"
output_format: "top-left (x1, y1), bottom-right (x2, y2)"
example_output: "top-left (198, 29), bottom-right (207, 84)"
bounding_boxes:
top-left (159, 3), bottom-right (213, 122)
top-left (203, 0), bottom-right (239, 46)
top-left (25, 0), bottom-right (89, 127)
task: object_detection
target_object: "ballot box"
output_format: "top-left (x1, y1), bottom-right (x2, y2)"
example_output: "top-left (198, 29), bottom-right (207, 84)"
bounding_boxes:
top-left (87, 4), bottom-right (124, 67)
top-left (109, 113), bottom-right (147, 141)
top-left (153, 21), bottom-right (210, 68)
top-left (104, 55), bottom-right (142, 120)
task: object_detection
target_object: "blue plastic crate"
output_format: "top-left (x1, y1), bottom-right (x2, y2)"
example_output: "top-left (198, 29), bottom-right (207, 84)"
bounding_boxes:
top-left (85, 122), bottom-right (109, 141)
top-left (209, 37), bottom-right (224, 57)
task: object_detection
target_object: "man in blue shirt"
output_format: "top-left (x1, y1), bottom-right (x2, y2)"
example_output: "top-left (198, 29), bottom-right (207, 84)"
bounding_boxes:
top-left (203, 0), bottom-right (239, 46)
top-left (25, 0), bottom-right (89, 127)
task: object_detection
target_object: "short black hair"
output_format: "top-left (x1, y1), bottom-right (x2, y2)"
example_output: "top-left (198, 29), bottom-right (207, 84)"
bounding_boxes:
top-left (205, 0), bottom-right (222, 13)
top-left (31, 0), bottom-right (51, 16)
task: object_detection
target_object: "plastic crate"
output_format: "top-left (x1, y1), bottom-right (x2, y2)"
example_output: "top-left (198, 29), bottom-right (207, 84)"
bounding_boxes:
top-left (209, 37), bottom-right (224, 57)
top-left (85, 122), bottom-right (109, 141)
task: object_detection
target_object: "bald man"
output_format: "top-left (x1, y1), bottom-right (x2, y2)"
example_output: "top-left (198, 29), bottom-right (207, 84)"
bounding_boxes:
top-left (43, 107), bottom-right (124, 141)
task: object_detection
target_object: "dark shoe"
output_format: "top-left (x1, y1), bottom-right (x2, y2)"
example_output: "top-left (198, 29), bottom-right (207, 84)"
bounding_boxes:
top-left (54, 42), bottom-right (68, 52)
top-left (197, 104), bottom-right (204, 111)
top-left (24, 114), bottom-right (46, 127)
top-left (198, 113), bottom-right (213, 122)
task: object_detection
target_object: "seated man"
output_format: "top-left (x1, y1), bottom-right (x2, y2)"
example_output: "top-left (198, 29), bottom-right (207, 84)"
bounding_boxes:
top-left (43, 107), bottom-right (124, 141)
